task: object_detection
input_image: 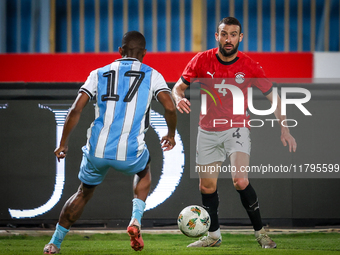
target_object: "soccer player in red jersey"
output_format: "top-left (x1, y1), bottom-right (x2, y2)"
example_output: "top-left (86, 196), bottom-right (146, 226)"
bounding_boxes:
top-left (172, 17), bottom-right (297, 248)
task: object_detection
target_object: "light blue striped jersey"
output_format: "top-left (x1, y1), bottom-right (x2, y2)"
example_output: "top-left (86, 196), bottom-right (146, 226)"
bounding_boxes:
top-left (79, 57), bottom-right (170, 160)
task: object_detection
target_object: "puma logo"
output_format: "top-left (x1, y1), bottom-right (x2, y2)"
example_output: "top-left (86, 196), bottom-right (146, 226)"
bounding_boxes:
top-left (207, 71), bottom-right (215, 78)
top-left (236, 141), bottom-right (244, 147)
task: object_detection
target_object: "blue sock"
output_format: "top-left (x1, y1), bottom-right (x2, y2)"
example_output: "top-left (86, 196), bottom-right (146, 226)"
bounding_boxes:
top-left (131, 198), bottom-right (146, 225)
top-left (49, 223), bottom-right (70, 249)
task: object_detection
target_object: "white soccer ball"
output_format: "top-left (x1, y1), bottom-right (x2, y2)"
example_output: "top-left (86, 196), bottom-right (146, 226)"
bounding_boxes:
top-left (177, 205), bottom-right (210, 237)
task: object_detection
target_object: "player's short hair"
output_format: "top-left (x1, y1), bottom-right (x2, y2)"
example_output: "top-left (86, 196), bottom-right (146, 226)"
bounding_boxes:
top-left (217, 17), bottom-right (242, 34)
top-left (121, 31), bottom-right (146, 50)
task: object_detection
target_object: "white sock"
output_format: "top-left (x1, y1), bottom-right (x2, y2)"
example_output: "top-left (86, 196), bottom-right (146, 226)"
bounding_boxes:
top-left (208, 228), bottom-right (221, 239)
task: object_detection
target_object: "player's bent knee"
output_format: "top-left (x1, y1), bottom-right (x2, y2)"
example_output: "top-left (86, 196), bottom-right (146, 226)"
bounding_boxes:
top-left (79, 183), bottom-right (97, 199)
top-left (199, 184), bottom-right (217, 194)
top-left (137, 164), bottom-right (150, 179)
top-left (82, 183), bottom-right (97, 190)
top-left (233, 178), bottom-right (249, 190)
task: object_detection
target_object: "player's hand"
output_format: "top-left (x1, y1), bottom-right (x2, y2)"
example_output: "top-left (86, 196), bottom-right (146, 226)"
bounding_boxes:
top-left (281, 130), bottom-right (297, 152)
top-left (54, 146), bottom-right (68, 162)
top-left (176, 98), bottom-right (191, 114)
top-left (160, 135), bottom-right (176, 151)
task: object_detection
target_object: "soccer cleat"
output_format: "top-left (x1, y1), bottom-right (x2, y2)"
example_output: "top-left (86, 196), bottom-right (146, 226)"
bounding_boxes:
top-left (187, 235), bottom-right (222, 247)
top-left (255, 228), bottom-right (277, 249)
top-left (43, 243), bottom-right (60, 254)
top-left (127, 224), bottom-right (144, 251)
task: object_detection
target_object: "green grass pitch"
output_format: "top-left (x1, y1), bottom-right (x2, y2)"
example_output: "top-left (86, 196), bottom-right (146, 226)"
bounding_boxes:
top-left (0, 232), bottom-right (339, 254)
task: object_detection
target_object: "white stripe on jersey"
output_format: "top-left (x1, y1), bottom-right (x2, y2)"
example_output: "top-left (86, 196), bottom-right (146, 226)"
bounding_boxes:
top-left (137, 70), bottom-right (154, 157)
top-left (116, 61), bottom-right (142, 160)
top-left (95, 101), bottom-right (115, 158)
top-left (85, 70), bottom-right (98, 151)
top-left (94, 63), bottom-right (119, 158)
top-left (87, 102), bottom-right (100, 150)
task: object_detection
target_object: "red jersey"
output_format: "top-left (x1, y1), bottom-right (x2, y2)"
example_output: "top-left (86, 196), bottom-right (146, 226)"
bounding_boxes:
top-left (181, 48), bottom-right (273, 131)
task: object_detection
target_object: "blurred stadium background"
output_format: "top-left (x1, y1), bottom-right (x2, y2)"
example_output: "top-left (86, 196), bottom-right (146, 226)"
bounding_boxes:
top-left (1, 0), bottom-right (339, 53)
top-left (0, 0), bottom-right (339, 230)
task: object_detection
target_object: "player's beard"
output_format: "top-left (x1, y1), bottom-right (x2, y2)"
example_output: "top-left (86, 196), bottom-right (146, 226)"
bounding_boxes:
top-left (219, 41), bottom-right (239, 57)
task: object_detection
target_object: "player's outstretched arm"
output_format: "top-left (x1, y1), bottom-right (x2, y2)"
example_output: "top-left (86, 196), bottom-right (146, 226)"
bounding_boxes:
top-left (55, 92), bottom-right (90, 161)
top-left (157, 91), bottom-right (177, 151)
top-left (266, 92), bottom-right (297, 152)
top-left (172, 78), bottom-right (191, 114)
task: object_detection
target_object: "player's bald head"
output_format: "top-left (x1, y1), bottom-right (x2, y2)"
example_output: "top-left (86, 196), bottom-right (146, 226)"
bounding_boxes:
top-left (120, 31), bottom-right (146, 60)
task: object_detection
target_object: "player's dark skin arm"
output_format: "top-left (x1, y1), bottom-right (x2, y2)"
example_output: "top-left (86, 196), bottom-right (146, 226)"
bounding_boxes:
top-left (54, 91), bottom-right (93, 229)
top-left (157, 91), bottom-right (177, 151)
top-left (54, 91), bottom-right (90, 161)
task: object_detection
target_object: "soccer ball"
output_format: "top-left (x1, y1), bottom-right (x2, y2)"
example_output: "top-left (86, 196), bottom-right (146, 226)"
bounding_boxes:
top-left (177, 205), bottom-right (210, 237)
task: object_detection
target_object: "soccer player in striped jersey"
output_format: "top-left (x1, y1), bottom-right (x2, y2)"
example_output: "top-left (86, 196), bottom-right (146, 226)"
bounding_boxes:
top-left (172, 17), bottom-right (296, 249)
top-left (44, 31), bottom-right (177, 254)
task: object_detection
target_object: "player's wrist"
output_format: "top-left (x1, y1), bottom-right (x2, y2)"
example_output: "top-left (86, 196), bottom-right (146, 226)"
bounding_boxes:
top-left (167, 132), bottom-right (175, 138)
top-left (280, 126), bottom-right (290, 135)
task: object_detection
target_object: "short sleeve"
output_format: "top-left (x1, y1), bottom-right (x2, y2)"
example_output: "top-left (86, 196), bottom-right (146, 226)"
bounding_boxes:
top-left (181, 53), bottom-right (200, 85)
top-left (252, 63), bottom-right (273, 95)
top-left (151, 69), bottom-right (171, 101)
top-left (79, 70), bottom-right (98, 99)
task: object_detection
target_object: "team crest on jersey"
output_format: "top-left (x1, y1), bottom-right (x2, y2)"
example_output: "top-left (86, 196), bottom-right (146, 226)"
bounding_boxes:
top-left (235, 72), bottom-right (245, 84)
